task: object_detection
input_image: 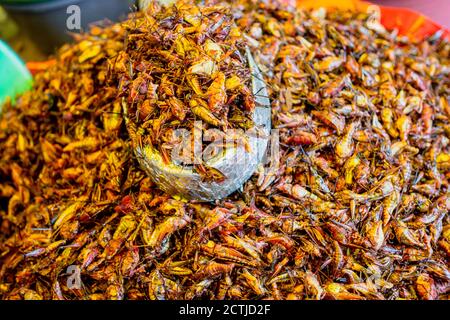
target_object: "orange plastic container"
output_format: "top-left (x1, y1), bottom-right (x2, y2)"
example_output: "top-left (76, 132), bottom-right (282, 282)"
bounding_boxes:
top-left (26, 0), bottom-right (449, 74)
top-left (293, 0), bottom-right (449, 40)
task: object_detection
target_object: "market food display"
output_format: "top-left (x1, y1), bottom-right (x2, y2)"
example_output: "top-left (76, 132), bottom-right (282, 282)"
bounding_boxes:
top-left (0, 0), bottom-right (449, 300)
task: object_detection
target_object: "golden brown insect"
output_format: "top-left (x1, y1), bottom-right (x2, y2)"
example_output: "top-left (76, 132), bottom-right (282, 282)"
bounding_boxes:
top-left (200, 241), bottom-right (259, 267)
top-left (416, 274), bottom-right (437, 300)
top-left (185, 279), bottom-right (213, 299)
top-left (190, 99), bottom-right (226, 127)
top-left (335, 121), bottom-right (359, 159)
top-left (240, 269), bottom-right (267, 296)
top-left (147, 214), bottom-right (191, 252)
top-left (193, 261), bottom-right (234, 280)
top-left (222, 235), bottom-right (265, 264)
top-left (285, 130), bottom-right (317, 146)
top-left (312, 110), bottom-right (345, 135)
top-left (194, 207), bottom-right (232, 240)
top-left (207, 72), bottom-right (227, 111)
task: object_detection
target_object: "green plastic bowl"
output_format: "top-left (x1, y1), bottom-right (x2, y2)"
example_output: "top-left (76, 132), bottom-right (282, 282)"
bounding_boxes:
top-left (0, 40), bottom-right (32, 109)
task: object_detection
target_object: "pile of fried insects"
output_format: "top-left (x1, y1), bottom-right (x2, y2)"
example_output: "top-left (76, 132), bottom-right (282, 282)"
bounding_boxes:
top-left (0, 0), bottom-right (449, 300)
top-left (121, 2), bottom-right (256, 168)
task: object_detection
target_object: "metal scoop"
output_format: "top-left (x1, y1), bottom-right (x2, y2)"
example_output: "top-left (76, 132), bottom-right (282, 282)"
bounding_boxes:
top-left (123, 48), bottom-right (271, 201)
